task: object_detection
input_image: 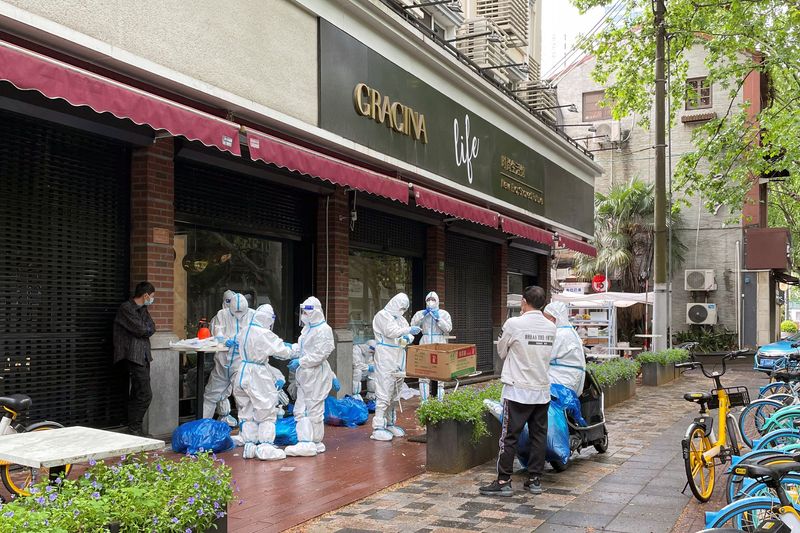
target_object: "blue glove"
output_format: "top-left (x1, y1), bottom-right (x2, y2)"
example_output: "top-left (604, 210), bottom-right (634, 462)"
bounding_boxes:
top-left (287, 359), bottom-right (300, 372)
top-left (275, 380), bottom-right (285, 390)
top-left (368, 365), bottom-right (375, 373)
top-left (332, 378), bottom-right (341, 392)
top-left (422, 308), bottom-right (430, 316)
top-left (432, 309), bottom-right (440, 320)
top-left (409, 326), bottom-right (421, 335)
top-left (215, 335), bottom-right (225, 343)
top-left (283, 342), bottom-right (293, 349)
top-left (224, 339), bottom-right (238, 348)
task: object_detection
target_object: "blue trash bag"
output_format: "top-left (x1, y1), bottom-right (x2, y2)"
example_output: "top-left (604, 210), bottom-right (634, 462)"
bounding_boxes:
top-left (545, 403), bottom-right (570, 466)
top-left (551, 383), bottom-right (587, 427)
top-left (366, 399), bottom-right (376, 413)
top-left (171, 419), bottom-right (234, 455)
top-left (285, 403), bottom-right (294, 416)
top-left (324, 395), bottom-right (369, 427)
top-left (275, 416), bottom-right (298, 446)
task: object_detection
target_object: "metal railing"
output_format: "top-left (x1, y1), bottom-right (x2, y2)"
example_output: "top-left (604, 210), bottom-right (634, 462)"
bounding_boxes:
top-left (378, 0), bottom-right (594, 159)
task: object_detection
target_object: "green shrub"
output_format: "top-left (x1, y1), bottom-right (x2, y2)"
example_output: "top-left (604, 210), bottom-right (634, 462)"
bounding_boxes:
top-left (781, 320), bottom-right (798, 334)
top-left (638, 349), bottom-right (690, 365)
top-left (587, 358), bottom-right (640, 388)
top-left (0, 452), bottom-right (232, 533)
top-left (663, 348), bottom-right (690, 364)
top-left (416, 382), bottom-right (502, 443)
top-left (673, 326), bottom-right (737, 352)
top-left (636, 351), bottom-right (661, 364)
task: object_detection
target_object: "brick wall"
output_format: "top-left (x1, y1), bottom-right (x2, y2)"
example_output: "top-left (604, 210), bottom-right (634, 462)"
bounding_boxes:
top-left (130, 137), bottom-right (175, 331)
top-left (426, 225), bottom-right (446, 304)
top-left (316, 188), bottom-right (350, 328)
top-left (491, 242), bottom-right (508, 327)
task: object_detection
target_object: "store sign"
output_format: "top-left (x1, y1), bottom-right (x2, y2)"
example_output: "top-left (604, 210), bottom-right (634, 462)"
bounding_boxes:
top-left (319, 20), bottom-right (593, 235)
top-left (592, 274), bottom-right (608, 293)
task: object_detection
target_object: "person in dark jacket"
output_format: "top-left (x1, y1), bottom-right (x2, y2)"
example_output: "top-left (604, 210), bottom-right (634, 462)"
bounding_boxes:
top-left (114, 281), bottom-right (156, 436)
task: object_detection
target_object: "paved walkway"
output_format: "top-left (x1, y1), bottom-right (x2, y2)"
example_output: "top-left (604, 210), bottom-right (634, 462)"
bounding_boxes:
top-left (297, 361), bottom-right (764, 532)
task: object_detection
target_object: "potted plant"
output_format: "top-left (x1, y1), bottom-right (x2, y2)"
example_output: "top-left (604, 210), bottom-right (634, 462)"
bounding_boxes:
top-left (0, 452), bottom-right (232, 533)
top-left (639, 349), bottom-right (689, 386)
top-left (587, 358), bottom-right (640, 408)
top-left (416, 383), bottom-right (502, 474)
top-left (781, 320), bottom-right (798, 339)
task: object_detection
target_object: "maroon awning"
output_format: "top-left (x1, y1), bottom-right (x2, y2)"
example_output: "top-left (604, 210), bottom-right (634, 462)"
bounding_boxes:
top-left (0, 40), bottom-right (240, 155)
top-left (246, 130), bottom-right (409, 204)
top-left (559, 235), bottom-right (597, 257)
top-left (500, 217), bottom-right (555, 246)
top-left (413, 186), bottom-right (499, 228)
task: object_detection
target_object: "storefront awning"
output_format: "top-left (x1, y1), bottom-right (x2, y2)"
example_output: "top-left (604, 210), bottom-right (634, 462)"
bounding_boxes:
top-left (559, 235), bottom-right (597, 257)
top-left (412, 185), bottom-right (499, 228)
top-left (246, 130), bottom-right (409, 204)
top-left (0, 40), bottom-right (241, 155)
top-left (500, 217), bottom-right (555, 246)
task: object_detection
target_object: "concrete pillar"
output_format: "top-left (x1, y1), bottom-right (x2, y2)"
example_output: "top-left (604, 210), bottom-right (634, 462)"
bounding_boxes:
top-left (316, 188), bottom-right (352, 397)
top-left (130, 137), bottom-right (179, 437)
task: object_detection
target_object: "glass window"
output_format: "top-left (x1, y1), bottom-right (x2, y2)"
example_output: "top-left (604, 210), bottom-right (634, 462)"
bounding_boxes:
top-left (582, 90), bottom-right (613, 122)
top-left (348, 250), bottom-right (413, 343)
top-left (686, 77), bottom-right (712, 110)
top-left (508, 272), bottom-right (525, 296)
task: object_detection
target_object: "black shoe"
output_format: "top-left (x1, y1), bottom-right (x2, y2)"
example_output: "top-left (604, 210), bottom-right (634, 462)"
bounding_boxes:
top-left (479, 479), bottom-right (513, 497)
top-left (524, 477), bottom-right (543, 495)
top-left (128, 426), bottom-right (145, 437)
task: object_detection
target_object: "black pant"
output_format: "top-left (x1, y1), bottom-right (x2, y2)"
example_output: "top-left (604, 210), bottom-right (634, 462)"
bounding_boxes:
top-left (125, 360), bottom-right (152, 430)
top-left (497, 399), bottom-right (549, 480)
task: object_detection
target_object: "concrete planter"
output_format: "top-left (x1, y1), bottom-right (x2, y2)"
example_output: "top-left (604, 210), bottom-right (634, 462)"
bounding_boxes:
top-left (642, 362), bottom-right (675, 386)
top-left (107, 509), bottom-right (227, 532)
top-left (426, 411), bottom-right (502, 474)
top-left (601, 377), bottom-right (636, 408)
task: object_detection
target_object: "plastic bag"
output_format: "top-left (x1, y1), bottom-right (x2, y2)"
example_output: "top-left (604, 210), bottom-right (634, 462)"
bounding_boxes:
top-left (275, 416), bottom-right (298, 446)
top-left (171, 419), bottom-right (234, 455)
top-left (324, 395), bottom-right (369, 427)
top-left (551, 383), bottom-right (587, 426)
top-left (285, 403), bottom-right (294, 416)
top-left (545, 403), bottom-right (570, 465)
top-left (366, 399), bottom-right (376, 413)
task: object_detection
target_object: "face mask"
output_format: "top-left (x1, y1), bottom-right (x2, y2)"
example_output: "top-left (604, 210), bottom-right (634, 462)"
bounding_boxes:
top-left (144, 295), bottom-right (155, 306)
top-left (426, 300), bottom-right (437, 309)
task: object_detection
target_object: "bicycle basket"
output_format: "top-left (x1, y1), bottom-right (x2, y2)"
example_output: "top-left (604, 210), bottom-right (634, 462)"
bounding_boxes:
top-left (773, 357), bottom-right (800, 374)
top-left (708, 386), bottom-right (750, 409)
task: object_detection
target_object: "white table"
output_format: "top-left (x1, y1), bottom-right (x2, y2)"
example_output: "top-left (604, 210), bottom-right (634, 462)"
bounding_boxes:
top-left (635, 334), bottom-right (662, 350)
top-left (170, 344), bottom-right (229, 420)
top-left (0, 426), bottom-right (164, 469)
top-left (589, 346), bottom-right (643, 358)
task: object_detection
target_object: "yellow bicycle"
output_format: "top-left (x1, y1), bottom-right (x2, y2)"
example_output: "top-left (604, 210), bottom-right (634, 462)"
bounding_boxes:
top-left (679, 349), bottom-right (750, 502)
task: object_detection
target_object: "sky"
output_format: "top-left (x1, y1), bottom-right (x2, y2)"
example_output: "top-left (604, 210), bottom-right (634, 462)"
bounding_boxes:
top-left (540, 0), bottom-right (608, 76)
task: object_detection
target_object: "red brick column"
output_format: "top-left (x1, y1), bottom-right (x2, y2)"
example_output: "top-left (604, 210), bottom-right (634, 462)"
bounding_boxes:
top-left (130, 137), bottom-right (174, 331)
top-left (538, 253), bottom-right (552, 299)
top-left (316, 188), bottom-right (350, 328)
top-left (491, 242), bottom-right (509, 327)
top-left (426, 225), bottom-right (446, 304)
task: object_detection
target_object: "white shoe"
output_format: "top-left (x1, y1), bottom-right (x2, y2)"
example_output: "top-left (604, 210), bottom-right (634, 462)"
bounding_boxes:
top-left (243, 442), bottom-right (256, 459)
top-left (284, 442), bottom-right (318, 457)
top-left (370, 428), bottom-right (394, 441)
top-left (387, 425), bottom-right (406, 438)
top-left (220, 414), bottom-right (238, 428)
top-left (316, 442), bottom-right (326, 453)
top-left (255, 443), bottom-right (286, 461)
top-left (230, 434), bottom-right (245, 447)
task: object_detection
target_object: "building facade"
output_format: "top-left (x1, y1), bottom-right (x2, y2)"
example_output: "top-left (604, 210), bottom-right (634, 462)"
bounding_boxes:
top-left (0, 0), bottom-right (600, 433)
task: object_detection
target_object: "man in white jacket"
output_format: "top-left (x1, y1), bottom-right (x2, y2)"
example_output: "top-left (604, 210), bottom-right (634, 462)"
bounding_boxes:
top-left (480, 285), bottom-right (555, 497)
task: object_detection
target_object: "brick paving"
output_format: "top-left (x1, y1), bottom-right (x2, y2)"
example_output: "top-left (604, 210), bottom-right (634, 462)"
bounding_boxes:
top-left (295, 360), bottom-right (765, 532)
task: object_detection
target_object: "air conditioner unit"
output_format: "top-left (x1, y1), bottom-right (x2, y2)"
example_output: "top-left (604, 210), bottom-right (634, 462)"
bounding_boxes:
top-left (687, 303), bottom-right (718, 325)
top-left (609, 121), bottom-right (621, 141)
top-left (685, 269), bottom-right (717, 291)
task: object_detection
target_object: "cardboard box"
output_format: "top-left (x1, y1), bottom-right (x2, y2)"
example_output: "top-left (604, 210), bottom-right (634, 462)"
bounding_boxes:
top-left (406, 343), bottom-right (477, 381)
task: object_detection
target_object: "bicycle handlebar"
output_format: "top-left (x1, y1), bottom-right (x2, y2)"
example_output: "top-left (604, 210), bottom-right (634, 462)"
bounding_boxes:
top-left (679, 349), bottom-right (749, 379)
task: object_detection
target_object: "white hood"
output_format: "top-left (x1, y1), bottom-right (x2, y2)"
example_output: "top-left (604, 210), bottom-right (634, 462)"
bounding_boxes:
top-left (384, 293), bottom-right (410, 317)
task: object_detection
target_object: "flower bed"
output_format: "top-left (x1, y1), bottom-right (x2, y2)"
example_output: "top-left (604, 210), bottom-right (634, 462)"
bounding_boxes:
top-left (588, 358), bottom-right (640, 408)
top-left (0, 452), bottom-right (232, 533)
top-left (639, 349), bottom-right (690, 386)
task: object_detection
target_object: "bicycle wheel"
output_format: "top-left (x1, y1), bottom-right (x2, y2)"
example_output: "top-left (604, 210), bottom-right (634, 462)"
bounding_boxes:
top-left (726, 451), bottom-right (790, 503)
top-left (727, 414), bottom-right (741, 457)
top-left (705, 496), bottom-right (780, 529)
top-left (684, 424), bottom-right (715, 502)
top-left (740, 475), bottom-right (800, 503)
top-left (759, 382), bottom-right (793, 398)
top-left (738, 399), bottom-right (783, 448)
top-left (753, 429), bottom-right (800, 451)
top-left (0, 422), bottom-right (72, 497)
top-left (764, 393), bottom-right (795, 406)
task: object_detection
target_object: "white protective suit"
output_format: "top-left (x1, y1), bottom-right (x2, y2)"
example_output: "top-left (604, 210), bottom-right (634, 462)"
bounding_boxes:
top-left (232, 304), bottom-right (293, 460)
top-left (544, 301), bottom-right (586, 394)
top-left (352, 340), bottom-right (376, 401)
top-left (371, 293), bottom-right (416, 441)
top-left (410, 291), bottom-right (453, 402)
top-left (283, 296), bottom-right (335, 457)
top-left (203, 292), bottom-right (254, 422)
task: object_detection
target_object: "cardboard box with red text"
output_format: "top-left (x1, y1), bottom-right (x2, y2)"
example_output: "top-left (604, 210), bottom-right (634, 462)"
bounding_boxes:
top-left (406, 343), bottom-right (477, 381)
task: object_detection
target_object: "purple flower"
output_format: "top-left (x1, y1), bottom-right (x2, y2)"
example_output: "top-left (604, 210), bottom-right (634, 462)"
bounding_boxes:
top-left (197, 509), bottom-right (204, 516)
top-left (156, 464), bottom-right (163, 474)
top-left (35, 497), bottom-right (45, 505)
top-left (92, 481), bottom-right (99, 489)
top-left (186, 529), bottom-right (192, 533)
top-left (84, 473), bottom-right (91, 479)
top-left (213, 501), bottom-right (220, 509)
top-left (120, 455), bottom-right (126, 461)
top-left (193, 483), bottom-right (199, 489)
top-left (152, 517), bottom-right (158, 524)
top-left (216, 512), bottom-right (225, 519)
top-left (48, 493), bottom-right (57, 502)
top-left (3, 511), bottom-right (13, 518)
top-left (89, 459), bottom-right (96, 466)
top-left (91, 492), bottom-right (100, 500)
top-left (171, 517), bottom-right (179, 524)
top-left (54, 477), bottom-right (62, 485)
top-left (45, 485), bottom-right (54, 493)
top-left (73, 510), bottom-right (80, 517)
top-left (168, 497), bottom-right (177, 506)
top-left (187, 496), bottom-right (195, 505)
top-left (127, 474), bottom-right (135, 482)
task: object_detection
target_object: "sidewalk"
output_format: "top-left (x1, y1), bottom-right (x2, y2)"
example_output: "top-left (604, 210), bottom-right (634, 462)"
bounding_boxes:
top-left (297, 361), bottom-right (763, 532)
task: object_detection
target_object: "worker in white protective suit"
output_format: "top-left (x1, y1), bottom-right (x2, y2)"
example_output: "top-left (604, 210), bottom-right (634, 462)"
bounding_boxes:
top-left (410, 291), bottom-right (453, 402)
top-left (283, 296), bottom-right (336, 457)
top-left (232, 304), bottom-right (293, 460)
top-left (352, 340), bottom-right (376, 401)
top-left (204, 292), bottom-right (254, 424)
top-left (543, 301), bottom-right (586, 394)
top-left (371, 293), bottom-right (421, 441)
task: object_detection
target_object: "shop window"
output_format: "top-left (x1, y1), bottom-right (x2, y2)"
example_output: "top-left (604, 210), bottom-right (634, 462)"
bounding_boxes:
top-left (582, 90), bottom-right (613, 122)
top-left (348, 250), bottom-right (413, 343)
top-left (686, 77), bottom-right (712, 110)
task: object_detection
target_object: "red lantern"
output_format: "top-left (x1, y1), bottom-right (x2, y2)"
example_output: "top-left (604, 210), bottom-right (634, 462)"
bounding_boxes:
top-left (592, 274), bottom-right (608, 293)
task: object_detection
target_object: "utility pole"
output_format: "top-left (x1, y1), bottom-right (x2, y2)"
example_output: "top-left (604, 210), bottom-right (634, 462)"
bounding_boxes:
top-left (653, 0), bottom-right (668, 351)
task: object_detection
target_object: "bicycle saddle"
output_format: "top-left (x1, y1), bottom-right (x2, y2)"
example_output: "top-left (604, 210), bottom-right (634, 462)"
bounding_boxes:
top-left (735, 461), bottom-right (800, 483)
top-left (0, 394), bottom-right (32, 412)
top-left (684, 392), bottom-right (712, 403)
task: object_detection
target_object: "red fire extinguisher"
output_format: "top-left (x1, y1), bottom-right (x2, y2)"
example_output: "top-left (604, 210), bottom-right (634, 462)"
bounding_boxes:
top-left (197, 318), bottom-right (211, 340)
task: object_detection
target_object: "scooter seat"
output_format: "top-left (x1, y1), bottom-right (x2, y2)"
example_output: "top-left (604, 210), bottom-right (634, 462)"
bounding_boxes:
top-left (684, 392), bottom-right (712, 404)
top-left (0, 394), bottom-right (32, 413)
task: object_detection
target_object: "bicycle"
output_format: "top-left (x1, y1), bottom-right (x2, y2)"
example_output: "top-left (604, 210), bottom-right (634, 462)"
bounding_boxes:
top-left (0, 379), bottom-right (71, 500)
top-left (679, 349), bottom-right (750, 502)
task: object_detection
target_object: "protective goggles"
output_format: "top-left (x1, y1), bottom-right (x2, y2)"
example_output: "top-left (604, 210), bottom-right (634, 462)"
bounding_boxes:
top-left (299, 304), bottom-right (315, 325)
